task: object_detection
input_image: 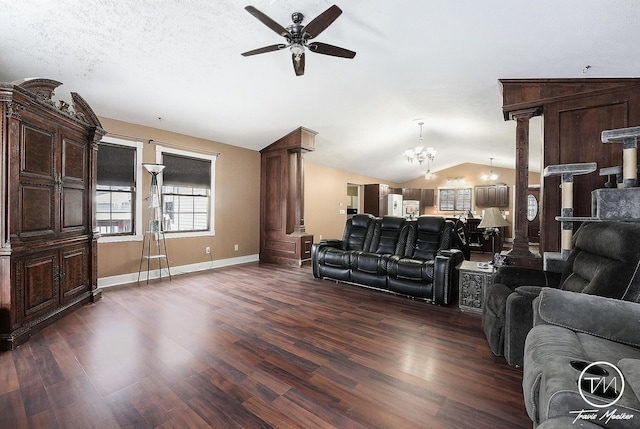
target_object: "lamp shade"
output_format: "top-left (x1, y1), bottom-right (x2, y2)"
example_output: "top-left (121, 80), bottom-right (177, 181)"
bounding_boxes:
top-left (142, 163), bottom-right (166, 174)
top-left (478, 207), bottom-right (509, 228)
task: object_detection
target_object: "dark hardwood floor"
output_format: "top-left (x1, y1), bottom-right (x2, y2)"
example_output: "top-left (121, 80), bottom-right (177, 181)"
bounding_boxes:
top-left (0, 262), bottom-right (530, 428)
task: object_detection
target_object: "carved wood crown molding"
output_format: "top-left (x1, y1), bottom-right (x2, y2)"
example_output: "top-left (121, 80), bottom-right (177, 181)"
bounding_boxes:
top-left (7, 102), bottom-right (26, 119)
top-left (7, 78), bottom-right (105, 137)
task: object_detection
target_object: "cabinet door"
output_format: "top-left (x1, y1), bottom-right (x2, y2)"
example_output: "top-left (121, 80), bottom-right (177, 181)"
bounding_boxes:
top-left (364, 184), bottom-right (389, 216)
top-left (60, 244), bottom-right (89, 304)
top-left (363, 184), bottom-right (380, 216)
top-left (475, 186), bottom-right (488, 206)
top-left (60, 136), bottom-right (88, 235)
top-left (496, 185), bottom-right (509, 207)
top-left (18, 124), bottom-right (57, 240)
top-left (421, 189), bottom-right (435, 207)
top-left (17, 124), bottom-right (89, 240)
top-left (476, 185), bottom-right (508, 207)
top-left (402, 188), bottom-right (421, 201)
top-left (486, 186), bottom-right (497, 205)
top-left (19, 250), bottom-right (59, 323)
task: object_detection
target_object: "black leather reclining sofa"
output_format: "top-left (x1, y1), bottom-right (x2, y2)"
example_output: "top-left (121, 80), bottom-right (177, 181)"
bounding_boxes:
top-left (311, 214), bottom-right (465, 305)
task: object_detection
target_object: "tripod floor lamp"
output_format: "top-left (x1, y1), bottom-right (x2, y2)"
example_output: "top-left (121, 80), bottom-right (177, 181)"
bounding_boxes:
top-left (138, 163), bottom-right (172, 284)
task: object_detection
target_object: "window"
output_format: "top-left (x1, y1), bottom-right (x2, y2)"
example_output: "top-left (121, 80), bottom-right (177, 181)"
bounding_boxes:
top-left (438, 187), bottom-right (472, 212)
top-left (157, 147), bottom-right (216, 235)
top-left (97, 142), bottom-right (137, 236)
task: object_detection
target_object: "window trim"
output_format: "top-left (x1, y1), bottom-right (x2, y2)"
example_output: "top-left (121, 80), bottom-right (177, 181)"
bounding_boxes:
top-left (437, 186), bottom-right (473, 212)
top-left (97, 137), bottom-right (144, 243)
top-left (155, 145), bottom-right (217, 238)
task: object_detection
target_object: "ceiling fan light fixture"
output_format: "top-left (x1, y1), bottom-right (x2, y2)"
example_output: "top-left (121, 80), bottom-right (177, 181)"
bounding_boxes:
top-left (241, 5), bottom-right (355, 76)
top-left (290, 43), bottom-right (305, 58)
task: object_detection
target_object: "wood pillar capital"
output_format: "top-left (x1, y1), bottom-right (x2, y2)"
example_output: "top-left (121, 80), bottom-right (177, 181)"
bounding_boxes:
top-left (508, 107), bottom-right (542, 121)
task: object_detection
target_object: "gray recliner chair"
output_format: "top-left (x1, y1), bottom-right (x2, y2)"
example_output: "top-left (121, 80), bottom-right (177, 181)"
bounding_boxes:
top-left (524, 288), bottom-right (640, 427)
top-left (482, 221), bottom-right (640, 367)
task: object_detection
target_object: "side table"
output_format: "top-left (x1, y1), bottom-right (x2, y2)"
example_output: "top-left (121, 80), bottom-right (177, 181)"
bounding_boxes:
top-left (458, 260), bottom-right (494, 313)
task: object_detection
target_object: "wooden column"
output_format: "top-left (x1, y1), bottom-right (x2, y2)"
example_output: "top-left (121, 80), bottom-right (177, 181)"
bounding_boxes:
top-left (260, 127), bottom-right (316, 267)
top-left (88, 131), bottom-right (102, 301)
top-left (505, 108), bottom-right (541, 267)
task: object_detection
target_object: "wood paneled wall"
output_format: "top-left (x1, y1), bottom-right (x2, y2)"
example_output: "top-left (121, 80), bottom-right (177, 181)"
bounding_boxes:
top-left (500, 79), bottom-right (640, 256)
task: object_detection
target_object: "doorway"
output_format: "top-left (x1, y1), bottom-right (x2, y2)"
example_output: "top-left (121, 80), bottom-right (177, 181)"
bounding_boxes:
top-left (347, 184), bottom-right (361, 219)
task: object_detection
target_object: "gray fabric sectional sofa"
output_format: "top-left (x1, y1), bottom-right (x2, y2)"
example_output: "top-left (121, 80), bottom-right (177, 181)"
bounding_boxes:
top-left (524, 288), bottom-right (640, 428)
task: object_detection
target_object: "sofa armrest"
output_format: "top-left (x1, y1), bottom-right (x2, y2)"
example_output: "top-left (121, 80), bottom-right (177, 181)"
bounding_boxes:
top-left (503, 286), bottom-right (544, 367)
top-left (311, 240), bottom-right (343, 278)
top-left (319, 239), bottom-right (342, 246)
top-left (492, 266), bottom-right (562, 289)
top-left (534, 288), bottom-right (640, 347)
top-left (433, 249), bottom-right (464, 304)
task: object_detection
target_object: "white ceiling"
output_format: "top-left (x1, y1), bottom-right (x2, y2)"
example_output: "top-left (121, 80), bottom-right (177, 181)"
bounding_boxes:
top-left (1, 0), bottom-right (639, 182)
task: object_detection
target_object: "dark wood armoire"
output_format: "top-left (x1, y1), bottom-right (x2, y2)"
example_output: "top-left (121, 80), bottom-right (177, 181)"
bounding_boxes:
top-left (0, 78), bottom-right (105, 349)
top-left (260, 127), bottom-right (315, 267)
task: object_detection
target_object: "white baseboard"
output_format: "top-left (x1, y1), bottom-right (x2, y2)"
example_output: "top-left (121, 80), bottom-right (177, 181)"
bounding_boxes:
top-left (98, 254), bottom-right (260, 288)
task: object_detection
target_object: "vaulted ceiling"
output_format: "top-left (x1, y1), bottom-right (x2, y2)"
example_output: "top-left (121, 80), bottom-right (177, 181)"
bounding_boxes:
top-left (2, 1), bottom-right (639, 182)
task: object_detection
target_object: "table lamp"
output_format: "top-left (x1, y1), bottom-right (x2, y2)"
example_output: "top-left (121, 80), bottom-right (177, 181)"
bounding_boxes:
top-left (478, 207), bottom-right (510, 263)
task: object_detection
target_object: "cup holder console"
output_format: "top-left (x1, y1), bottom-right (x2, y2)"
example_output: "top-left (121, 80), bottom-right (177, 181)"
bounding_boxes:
top-left (570, 360), bottom-right (609, 376)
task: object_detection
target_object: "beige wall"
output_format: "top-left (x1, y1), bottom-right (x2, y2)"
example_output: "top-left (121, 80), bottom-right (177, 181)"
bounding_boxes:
top-left (305, 161), bottom-right (540, 241)
top-left (304, 163), bottom-right (401, 241)
top-left (96, 117), bottom-right (537, 281)
top-left (97, 117), bottom-right (260, 280)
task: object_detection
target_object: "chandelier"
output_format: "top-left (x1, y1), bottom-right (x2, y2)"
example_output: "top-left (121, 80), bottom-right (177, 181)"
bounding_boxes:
top-left (405, 121), bottom-right (437, 167)
top-left (482, 157), bottom-right (498, 181)
top-left (424, 152), bottom-right (436, 180)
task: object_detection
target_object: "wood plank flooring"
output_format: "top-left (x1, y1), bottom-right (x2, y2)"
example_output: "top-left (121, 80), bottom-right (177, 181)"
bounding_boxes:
top-left (0, 262), bottom-right (531, 428)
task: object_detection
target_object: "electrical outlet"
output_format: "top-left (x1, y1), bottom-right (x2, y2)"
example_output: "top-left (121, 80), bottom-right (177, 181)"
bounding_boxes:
top-left (234, 244), bottom-right (239, 251)
top-left (205, 246), bottom-right (211, 254)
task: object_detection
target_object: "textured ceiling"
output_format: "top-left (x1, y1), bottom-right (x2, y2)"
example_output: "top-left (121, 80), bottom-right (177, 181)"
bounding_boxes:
top-left (1, 0), bottom-right (640, 182)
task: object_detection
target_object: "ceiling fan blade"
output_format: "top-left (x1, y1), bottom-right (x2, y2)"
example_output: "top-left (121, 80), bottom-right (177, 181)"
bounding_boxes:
top-left (241, 44), bottom-right (287, 56)
top-left (308, 42), bottom-right (356, 58)
top-left (244, 6), bottom-right (292, 38)
top-left (303, 5), bottom-right (342, 39)
top-left (293, 53), bottom-right (305, 76)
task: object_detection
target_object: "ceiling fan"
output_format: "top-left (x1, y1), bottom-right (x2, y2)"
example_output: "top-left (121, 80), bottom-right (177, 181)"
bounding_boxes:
top-left (241, 4), bottom-right (356, 76)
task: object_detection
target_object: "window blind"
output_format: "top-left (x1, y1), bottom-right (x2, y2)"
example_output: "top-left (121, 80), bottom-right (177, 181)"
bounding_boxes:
top-left (162, 153), bottom-right (211, 188)
top-left (97, 143), bottom-right (136, 187)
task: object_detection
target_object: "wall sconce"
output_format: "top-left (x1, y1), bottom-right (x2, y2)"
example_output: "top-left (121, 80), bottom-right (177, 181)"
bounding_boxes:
top-left (447, 178), bottom-right (465, 187)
